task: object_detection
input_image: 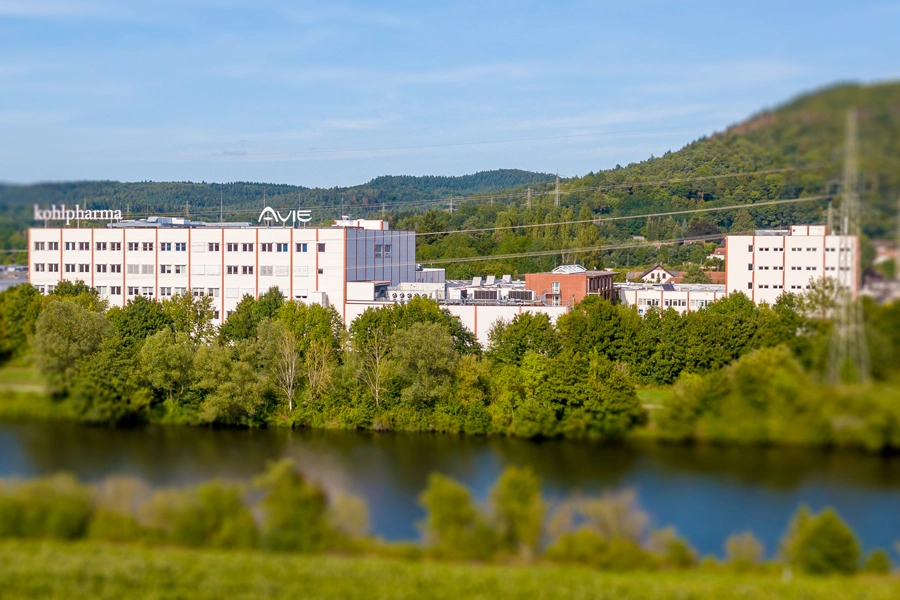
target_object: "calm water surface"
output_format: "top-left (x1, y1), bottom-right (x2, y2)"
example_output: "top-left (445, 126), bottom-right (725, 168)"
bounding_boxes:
top-left (1, 422), bottom-right (899, 557)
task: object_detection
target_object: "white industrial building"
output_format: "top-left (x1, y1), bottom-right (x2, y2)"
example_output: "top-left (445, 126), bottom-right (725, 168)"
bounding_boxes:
top-left (616, 282), bottom-right (727, 315)
top-left (725, 224), bottom-right (858, 305)
top-left (29, 215), bottom-right (415, 324)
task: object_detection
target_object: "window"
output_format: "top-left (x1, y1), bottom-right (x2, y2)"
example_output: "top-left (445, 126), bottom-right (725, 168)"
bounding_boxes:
top-left (296, 243), bottom-right (308, 252)
top-left (317, 268), bottom-right (324, 275)
top-left (65, 263), bottom-right (75, 273)
top-left (160, 265), bottom-right (172, 274)
top-left (192, 287), bottom-right (204, 297)
top-left (774, 266), bottom-right (784, 271)
top-left (226, 288), bottom-right (239, 299)
top-left (48, 241), bottom-right (59, 251)
top-left (806, 266), bottom-right (816, 271)
top-left (758, 265), bottom-right (768, 270)
top-left (96, 242), bottom-right (107, 251)
top-left (206, 264), bottom-right (220, 276)
top-left (64, 241), bottom-right (75, 250)
top-left (174, 287), bottom-right (186, 295)
top-left (110, 286), bottom-right (121, 295)
top-left (375, 244), bottom-right (382, 258)
top-left (242, 266), bottom-right (253, 275)
top-left (261, 243), bottom-right (273, 252)
top-left (192, 264), bottom-right (205, 275)
top-left (175, 242), bottom-right (186, 252)
top-left (747, 282), bottom-right (753, 290)
top-left (160, 287), bottom-right (172, 297)
top-left (791, 266), bottom-right (801, 271)
top-left (46, 285), bottom-right (55, 293)
top-left (96, 286), bottom-right (107, 295)
top-left (79, 264), bottom-right (90, 273)
top-left (748, 263), bottom-right (753, 270)
top-left (551, 281), bottom-right (560, 293)
top-left (110, 264), bottom-right (122, 273)
top-left (226, 265), bottom-right (239, 275)
top-left (275, 265), bottom-right (289, 276)
top-left (241, 288), bottom-right (254, 297)
top-left (110, 242), bottom-right (121, 251)
top-left (142, 242), bottom-right (153, 251)
top-left (748, 245), bottom-right (753, 252)
top-left (192, 242), bottom-right (206, 253)
top-left (35, 263), bottom-right (45, 272)
top-left (127, 242), bottom-right (139, 251)
top-left (127, 264), bottom-right (140, 274)
top-left (276, 243), bottom-right (288, 253)
top-left (207, 242), bottom-right (220, 252)
top-left (775, 247), bottom-right (784, 252)
top-left (37, 286), bottom-right (45, 293)
top-left (34, 241), bottom-right (45, 251)
top-left (141, 287), bottom-right (153, 297)
top-left (127, 286), bottom-right (139, 296)
top-left (294, 266), bottom-right (309, 277)
top-left (141, 264), bottom-right (154, 275)
top-left (383, 244), bottom-right (392, 257)
top-left (242, 243), bottom-right (254, 252)
top-left (160, 242), bottom-right (171, 251)
top-left (317, 243), bottom-right (326, 252)
top-left (207, 288), bottom-right (220, 298)
top-left (295, 289), bottom-right (308, 299)
top-left (260, 266), bottom-right (274, 276)
top-left (48, 263), bottom-right (59, 272)
top-left (175, 265), bottom-right (186, 274)
top-left (226, 243), bottom-right (238, 252)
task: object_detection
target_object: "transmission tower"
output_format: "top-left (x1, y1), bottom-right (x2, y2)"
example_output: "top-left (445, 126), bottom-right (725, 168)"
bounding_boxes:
top-left (828, 109), bottom-right (870, 383)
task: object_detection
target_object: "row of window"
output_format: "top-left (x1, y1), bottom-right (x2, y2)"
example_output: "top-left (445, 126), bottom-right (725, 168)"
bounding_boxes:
top-left (33, 263), bottom-right (322, 276)
top-left (36, 241), bottom-right (332, 253)
top-left (748, 245), bottom-right (851, 253)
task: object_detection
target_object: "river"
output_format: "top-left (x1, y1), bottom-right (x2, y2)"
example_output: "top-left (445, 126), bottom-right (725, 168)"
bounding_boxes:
top-left (1, 421), bottom-right (899, 557)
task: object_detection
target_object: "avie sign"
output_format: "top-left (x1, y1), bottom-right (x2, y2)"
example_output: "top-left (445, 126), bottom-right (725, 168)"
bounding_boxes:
top-left (258, 206), bottom-right (312, 226)
top-left (34, 204), bottom-right (123, 225)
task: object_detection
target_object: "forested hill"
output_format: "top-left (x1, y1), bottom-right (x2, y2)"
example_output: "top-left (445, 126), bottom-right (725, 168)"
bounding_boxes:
top-left (397, 81), bottom-right (900, 277)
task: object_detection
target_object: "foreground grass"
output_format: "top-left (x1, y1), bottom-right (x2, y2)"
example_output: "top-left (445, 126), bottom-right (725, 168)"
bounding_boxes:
top-left (0, 540), bottom-right (896, 600)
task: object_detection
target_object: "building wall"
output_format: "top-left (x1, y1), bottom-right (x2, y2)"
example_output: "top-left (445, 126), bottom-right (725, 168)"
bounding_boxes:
top-left (443, 304), bottom-right (570, 345)
top-left (525, 272), bottom-right (585, 306)
top-left (725, 231), bottom-right (858, 304)
top-left (28, 225), bottom-right (411, 324)
top-left (617, 286), bottom-right (726, 315)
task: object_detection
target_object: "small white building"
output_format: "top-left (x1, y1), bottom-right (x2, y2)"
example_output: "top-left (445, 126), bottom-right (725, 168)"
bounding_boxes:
top-left (637, 264), bottom-right (678, 284)
top-left (725, 225), bottom-right (858, 305)
top-left (617, 282), bottom-right (727, 315)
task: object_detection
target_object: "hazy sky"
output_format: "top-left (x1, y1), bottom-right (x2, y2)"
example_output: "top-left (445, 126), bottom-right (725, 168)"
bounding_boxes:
top-left (1, 0), bottom-right (898, 187)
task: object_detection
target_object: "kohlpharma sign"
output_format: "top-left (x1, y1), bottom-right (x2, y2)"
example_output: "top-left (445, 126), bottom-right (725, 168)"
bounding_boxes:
top-left (34, 204), bottom-right (123, 225)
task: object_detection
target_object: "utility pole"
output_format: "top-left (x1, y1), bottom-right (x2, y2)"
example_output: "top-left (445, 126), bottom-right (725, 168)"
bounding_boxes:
top-left (828, 109), bottom-right (870, 383)
top-left (449, 197), bottom-right (454, 215)
top-left (526, 187), bottom-right (532, 210)
top-left (555, 174), bottom-right (560, 207)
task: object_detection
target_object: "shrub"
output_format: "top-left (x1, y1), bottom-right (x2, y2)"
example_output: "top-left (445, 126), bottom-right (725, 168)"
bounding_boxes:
top-left (781, 506), bottom-right (860, 575)
top-left (0, 474), bottom-right (92, 540)
top-left (255, 460), bottom-right (330, 553)
top-left (725, 531), bottom-right (765, 571)
top-left (862, 549), bottom-right (892, 574)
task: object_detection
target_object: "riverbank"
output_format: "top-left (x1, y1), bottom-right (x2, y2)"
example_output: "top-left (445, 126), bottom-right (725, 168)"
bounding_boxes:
top-left (0, 540), bottom-right (896, 600)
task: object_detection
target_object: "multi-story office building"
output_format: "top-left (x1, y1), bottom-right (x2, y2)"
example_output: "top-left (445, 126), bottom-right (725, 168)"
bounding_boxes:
top-left (725, 225), bottom-right (858, 305)
top-left (28, 215), bottom-right (415, 324)
top-left (616, 282), bottom-right (726, 315)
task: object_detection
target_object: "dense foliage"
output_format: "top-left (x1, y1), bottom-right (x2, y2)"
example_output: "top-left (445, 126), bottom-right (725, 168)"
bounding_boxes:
top-left (0, 464), bottom-right (883, 579)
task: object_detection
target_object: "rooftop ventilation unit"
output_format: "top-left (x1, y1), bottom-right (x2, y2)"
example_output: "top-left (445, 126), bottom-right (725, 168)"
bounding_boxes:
top-left (485, 275), bottom-right (496, 285)
top-left (551, 264), bottom-right (587, 274)
top-left (472, 276), bottom-right (482, 286)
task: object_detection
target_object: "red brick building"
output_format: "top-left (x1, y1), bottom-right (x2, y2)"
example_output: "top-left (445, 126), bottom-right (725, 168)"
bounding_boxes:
top-left (525, 265), bottom-right (616, 306)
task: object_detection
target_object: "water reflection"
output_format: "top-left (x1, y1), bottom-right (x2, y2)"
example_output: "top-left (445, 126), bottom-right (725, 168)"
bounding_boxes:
top-left (1, 422), bottom-right (899, 556)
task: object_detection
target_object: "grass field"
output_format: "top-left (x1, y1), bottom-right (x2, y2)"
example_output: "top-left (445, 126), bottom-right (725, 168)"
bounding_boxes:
top-left (0, 540), bottom-right (896, 600)
top-left (0, 362), bottom-right (68, 421)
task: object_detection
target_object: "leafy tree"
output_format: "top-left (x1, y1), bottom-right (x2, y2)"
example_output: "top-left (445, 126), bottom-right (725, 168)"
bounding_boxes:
top-left (725, 531), bottom-right (765, 571)
top-left (419, 473), bottom-right (498, 560)
top-left (255, 459), bottom-right (331, 552)
top-left (163, 292), bottom-right (216, 343)
top-left (48, 280), bottom-right (108, 312)
top-left (192, 343), bottom-right (269, 425)
top-left (490, 466), bottom-right (545, 558)
top-left (556, 297), bottom-right (640, 364)
top-left (139, 329), bottom-right (195, 409)
top-left (391, 322), bottom-right (457, 409)
top-left (257, 319), bottom-right (301, 413)
top-left (680, 263), bottom-right (711, 284)
top-left (781, 506), bottom-right (861, 575)
top-left (486, 312), bottom-right (561, 366)
top-left (107, 296), bottom-right (169, 347)
top-left (32, 299), bottom-right (110, 395)
top-left (862, 549), bottom-right (892, 574)
top-left (0, 284), bottom-right (42, 362)
top-left (219, 287), bottom-right (285, 343)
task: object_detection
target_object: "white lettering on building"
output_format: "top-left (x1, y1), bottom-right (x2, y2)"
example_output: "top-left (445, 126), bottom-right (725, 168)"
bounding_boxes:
top-left (33, 204), bottom-right (123, 225)
top-left (258, 207), bottom-right (312, 226)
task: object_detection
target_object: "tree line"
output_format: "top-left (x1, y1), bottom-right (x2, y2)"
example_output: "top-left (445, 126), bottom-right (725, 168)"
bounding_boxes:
top-left (2, 279), bottom-right (900, 448)
top-left (0, 462), bottom-right (890, 577)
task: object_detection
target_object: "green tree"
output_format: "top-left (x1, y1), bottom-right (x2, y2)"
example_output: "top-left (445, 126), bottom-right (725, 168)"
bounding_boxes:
top-left (862, 549), bottom-right (892, 574)
top-left (490, 466), bottom-right (545, 558)
top-left (680, 263), bottom-right (711, 284)
top-left (781, 506), bottom-right (861, 575)
top-left (163, 292), bottom-right (216, 343)
top-left (0, 284), bottom-right (42, 362)
top-left (107, 295), bottom-right (168, 347)
top-left (725, 531), bottom-right (765, 571)
top-left (419, 473), bottom-right (497, 560)
top-left (255, 459), bottom-right (331, 552)
top-left (487, 312), bottom-right (561, 366)
top-left (391, 322), bottom-right (458, 409)
top-left (33, 299), bottom-right (111, 395)
top-left (49, 280), bottom-right (107, 312)
top-left (70, 333), bottom-right (152, 424)
top-left (139, 329), bottom-right (195, 409)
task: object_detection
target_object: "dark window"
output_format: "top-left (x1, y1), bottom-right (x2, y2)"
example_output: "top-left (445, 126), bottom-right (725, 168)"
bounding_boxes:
top-left (317, 243), bottom-right (325, 252)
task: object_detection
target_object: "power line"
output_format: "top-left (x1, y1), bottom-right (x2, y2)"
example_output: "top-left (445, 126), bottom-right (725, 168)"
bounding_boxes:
top-left (414, 195), bottom-right (833, 237)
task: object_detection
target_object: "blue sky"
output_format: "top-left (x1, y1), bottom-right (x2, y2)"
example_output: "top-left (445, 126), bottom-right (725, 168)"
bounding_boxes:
top-left (1, 0), bottom-right (898, 187)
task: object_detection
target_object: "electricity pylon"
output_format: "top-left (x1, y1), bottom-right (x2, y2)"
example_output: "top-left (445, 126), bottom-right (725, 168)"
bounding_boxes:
top-left (827, 109), bottom-right (870, 383)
